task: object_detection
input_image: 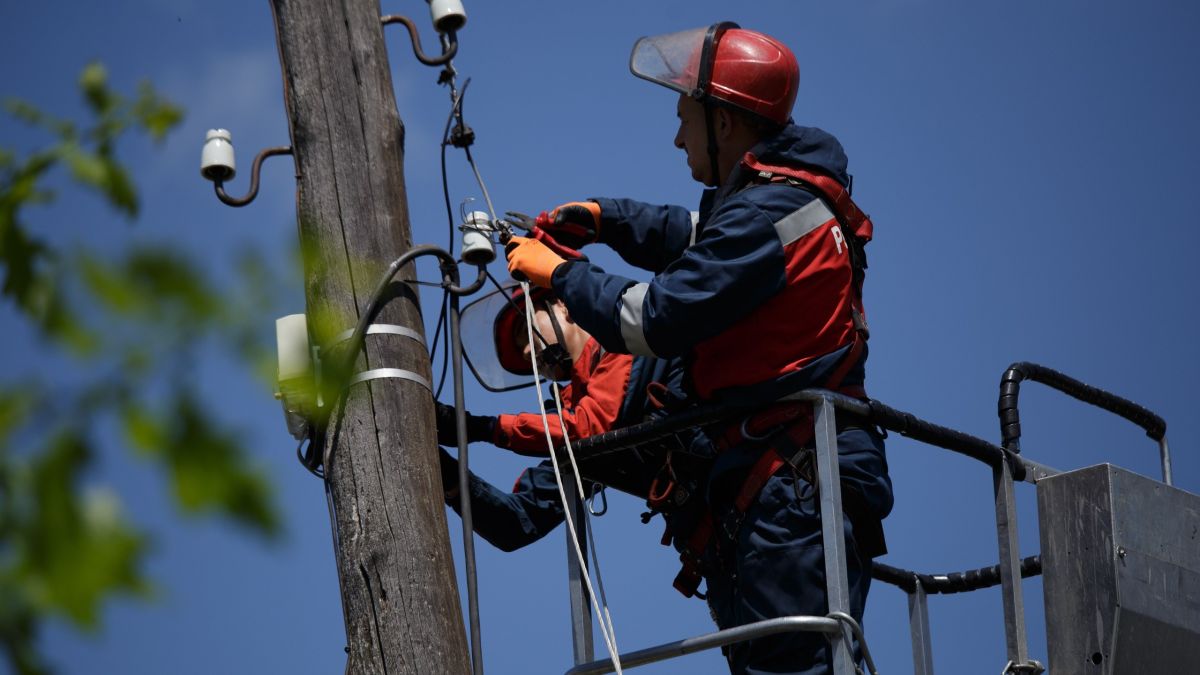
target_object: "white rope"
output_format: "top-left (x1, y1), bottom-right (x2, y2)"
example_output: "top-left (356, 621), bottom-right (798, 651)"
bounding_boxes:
top-left (550, 383), bottom-right (621, 661)
top-left (521, 283), bottom-right (623, 674)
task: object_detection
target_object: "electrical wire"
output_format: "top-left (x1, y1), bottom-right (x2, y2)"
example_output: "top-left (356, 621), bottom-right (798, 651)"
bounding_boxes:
top-left (522, 283), bottom-right (624, 674)
top-left (440, 79), bottom-right (469, 251)
top-left (432, 289), bottom-right (451, 400)
top-left (463, 145), bottom-right (497, 225)
top-left (431, 77), bottom-right (470, 400)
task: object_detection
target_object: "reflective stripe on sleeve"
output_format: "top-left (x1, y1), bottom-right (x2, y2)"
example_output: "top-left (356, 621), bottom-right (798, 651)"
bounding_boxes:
top-left (618, 283), bottom-right (658, 357)
top-left (773, 199), bottom-right (836, 246)
top-left (689, 211), bottom-right (700, 246)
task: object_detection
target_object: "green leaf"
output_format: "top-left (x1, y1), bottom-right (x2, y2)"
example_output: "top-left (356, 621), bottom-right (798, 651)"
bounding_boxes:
top-left (3, 99), bottom-right (48, 128)
top-left (0, 214), bottom-right (48, 311)
top-left (79, 253), bottom-right (138, 314)
top-left (78, 63), bottom-right (114, 117)
top-left (19, 431), bottom-right (152, 628)
top-left (165, 394), bottom-right (280, 537)
top-left (79, 248), bottom-right (224, 325)
top-left (0, 387), bottom-right (34, 449)
top-left (58, 143), bottom-right (138, 217)
top-left (0, 576), bottom-right (51, 675)
top-left (33, 272), bottom-right (100, 356)
top-left (120, 403), bottom-right (166, 456)
top-left (0, 150), bottom-right (58, 214)
top-left (132, 82), bottom-right (184, 143)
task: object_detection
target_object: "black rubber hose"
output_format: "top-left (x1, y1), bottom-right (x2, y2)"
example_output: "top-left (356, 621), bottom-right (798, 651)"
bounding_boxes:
top-left (872, 555), bottom-right (1042, 595)
top-left (865, 399), bottom-right (1012, 471)
top-left (998, 362), bottom-right (1167, 454)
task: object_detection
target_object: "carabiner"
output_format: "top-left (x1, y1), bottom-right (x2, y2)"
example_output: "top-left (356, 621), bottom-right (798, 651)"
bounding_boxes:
top-left (588, 483), bottom-right (608, 516)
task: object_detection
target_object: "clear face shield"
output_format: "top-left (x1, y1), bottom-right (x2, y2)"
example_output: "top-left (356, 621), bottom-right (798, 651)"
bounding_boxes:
top-left (459, 284), bottom-right (567, 392)
top-left (628, 23), bottom-right (739, 98)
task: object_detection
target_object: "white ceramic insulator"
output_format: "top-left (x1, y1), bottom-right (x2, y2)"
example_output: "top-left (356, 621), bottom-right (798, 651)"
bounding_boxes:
top-left (200, 128), bottom-right (236, 181)
top-left (428, 0), bottom-right (466, 33)
top-left (461, 210), bottom-right (495, 265)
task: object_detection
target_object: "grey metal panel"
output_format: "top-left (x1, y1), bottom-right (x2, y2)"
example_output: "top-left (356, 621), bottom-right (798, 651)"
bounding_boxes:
top-left (1038, 464), bottom-right (1200, 675)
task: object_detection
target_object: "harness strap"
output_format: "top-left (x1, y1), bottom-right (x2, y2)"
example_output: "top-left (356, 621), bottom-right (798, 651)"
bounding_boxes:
top-left (673, 511), bottom-right (713, 597)
top-left (742, 155), bottom-right (874, 243)
top-left (669, 333), bottom-right (869, 599)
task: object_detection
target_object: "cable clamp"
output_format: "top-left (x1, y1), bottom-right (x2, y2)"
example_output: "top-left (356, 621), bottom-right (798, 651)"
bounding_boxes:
top-left (348, 368), bottom-right (432, 393)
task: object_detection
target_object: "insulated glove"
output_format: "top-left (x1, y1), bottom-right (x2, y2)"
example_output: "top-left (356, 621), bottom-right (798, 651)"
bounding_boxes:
top-left (505, 236), bottom-right (566, 288)
top-left (538, 201), bottom-right (601, 249)
top-left (435, 401), bottom-right (497, 447)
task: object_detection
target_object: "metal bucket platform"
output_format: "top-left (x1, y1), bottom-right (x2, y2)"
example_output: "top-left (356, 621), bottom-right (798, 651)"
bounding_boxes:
top-left (1038, 463), bottom-right (1200, 675)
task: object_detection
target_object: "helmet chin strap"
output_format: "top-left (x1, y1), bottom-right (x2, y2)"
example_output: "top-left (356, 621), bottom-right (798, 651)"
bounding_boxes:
top-left (694, 22), bottom-right (738, 188)
top-left (703, 103), bottom-right (721, 188)
top-left (533, 300), bottom-right (573, 376)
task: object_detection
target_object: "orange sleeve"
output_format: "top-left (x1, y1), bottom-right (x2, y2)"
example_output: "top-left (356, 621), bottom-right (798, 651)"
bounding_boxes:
top-left (494, 353), bottom-right (634, 456)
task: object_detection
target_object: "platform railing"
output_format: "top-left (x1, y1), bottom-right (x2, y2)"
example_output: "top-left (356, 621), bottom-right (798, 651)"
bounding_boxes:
top-left (557, 365), bottom-right (1170, 675)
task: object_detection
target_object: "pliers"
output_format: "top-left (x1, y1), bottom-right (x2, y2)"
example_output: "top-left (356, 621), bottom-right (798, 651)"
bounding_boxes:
top-left (502, 211), bottom-right (588, 261)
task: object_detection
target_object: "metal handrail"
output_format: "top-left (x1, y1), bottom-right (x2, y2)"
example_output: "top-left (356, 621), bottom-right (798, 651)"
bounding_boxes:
top-left (564, 616), bottom-right (845, 675)
top-left (998, 361), bottom-right (1172, 485)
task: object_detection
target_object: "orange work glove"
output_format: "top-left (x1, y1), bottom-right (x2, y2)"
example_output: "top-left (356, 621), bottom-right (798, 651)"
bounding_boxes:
top-left (539, 201), bottom-right (602, 249)
top-left (505, 236), bottom-right (567, 288)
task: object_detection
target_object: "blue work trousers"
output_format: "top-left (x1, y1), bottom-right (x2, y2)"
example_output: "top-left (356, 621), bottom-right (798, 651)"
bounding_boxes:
top-left (703, 469), bottom-right (873, 675)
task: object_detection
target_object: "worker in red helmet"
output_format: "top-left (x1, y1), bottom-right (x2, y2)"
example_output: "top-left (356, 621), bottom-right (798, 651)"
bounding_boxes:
top-left (506, 24), bottom-right (893, 675)
top-left (436, 284), bottom-right (710, 551)
top-left (434, 284), bottom-right (632, 454)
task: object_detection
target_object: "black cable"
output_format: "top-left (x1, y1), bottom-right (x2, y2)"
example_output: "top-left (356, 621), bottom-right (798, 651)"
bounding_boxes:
top-left (296, 437), bottom-right (323, 479)
top-left (440, 79), bottom-right (470, 251)
top-left (433, 78), bottom-right (472, 400)
top-left (433, 289), bottom-right (451, 400)
top-left (318, 245), bottom-right (458, 471)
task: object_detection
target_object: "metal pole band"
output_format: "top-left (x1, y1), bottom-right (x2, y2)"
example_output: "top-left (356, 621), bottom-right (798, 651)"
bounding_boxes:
top-left (331, 323), bottom-right (427, 348)
top-left (347, 368), bottom-right (432, 393)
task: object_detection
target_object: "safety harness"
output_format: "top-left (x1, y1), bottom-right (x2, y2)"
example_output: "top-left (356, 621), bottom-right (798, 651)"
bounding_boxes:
top-left (660, 159), bottom-right (882, 598)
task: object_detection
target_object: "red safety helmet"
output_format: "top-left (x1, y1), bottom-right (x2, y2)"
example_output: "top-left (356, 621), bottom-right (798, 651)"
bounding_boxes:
top-left (460, 284), bottom-right (571, 392)
top-left (629, 23), bottom-right (799, 126)
top-left (492, 285), bottom-right (561, 377)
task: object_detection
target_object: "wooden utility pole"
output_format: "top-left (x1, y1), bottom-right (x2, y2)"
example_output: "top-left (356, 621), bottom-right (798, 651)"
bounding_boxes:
top-left (269, 1), bottom-right (471, 672)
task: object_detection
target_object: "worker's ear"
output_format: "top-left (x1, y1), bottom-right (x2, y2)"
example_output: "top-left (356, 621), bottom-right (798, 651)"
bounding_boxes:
top-left (555, 300), bottom-right (575, 325)
top-left (715, 107), bottom-right (734, 140)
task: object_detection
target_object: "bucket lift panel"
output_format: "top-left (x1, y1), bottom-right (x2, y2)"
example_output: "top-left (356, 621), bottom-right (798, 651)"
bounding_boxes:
top-left (1038, 463), bottom-right (1200, 675)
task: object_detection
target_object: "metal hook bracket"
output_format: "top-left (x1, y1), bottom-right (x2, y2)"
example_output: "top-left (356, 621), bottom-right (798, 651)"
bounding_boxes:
top-left (381, 15), bottom-right (458, 66)
top-left (212, 145), bottom-right (293, 207)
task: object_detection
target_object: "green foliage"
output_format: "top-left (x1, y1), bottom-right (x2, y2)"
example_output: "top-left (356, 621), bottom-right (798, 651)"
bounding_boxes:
top-left (18, 431), bottom-right (152, 627)
top-left (0, 63), bottom-right (283, 675)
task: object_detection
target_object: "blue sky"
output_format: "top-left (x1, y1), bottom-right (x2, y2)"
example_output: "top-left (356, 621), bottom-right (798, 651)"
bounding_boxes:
top-left (3, 1), bottom-right (1199, 673)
